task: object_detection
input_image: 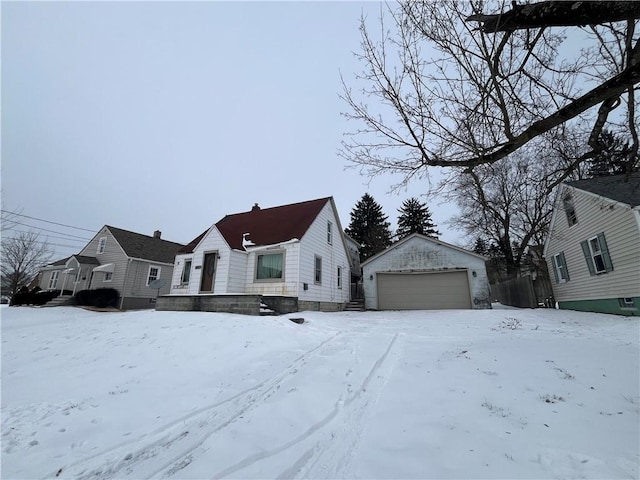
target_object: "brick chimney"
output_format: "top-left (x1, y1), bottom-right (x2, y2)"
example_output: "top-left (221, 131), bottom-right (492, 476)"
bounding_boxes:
top-left (153, 230), bottom-right (161, 239)
top-left (251, 203), bottom-right (260, 212)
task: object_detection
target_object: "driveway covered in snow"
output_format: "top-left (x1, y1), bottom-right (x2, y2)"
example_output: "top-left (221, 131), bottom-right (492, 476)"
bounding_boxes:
top-left (2, 306), bottom-right (638, 479)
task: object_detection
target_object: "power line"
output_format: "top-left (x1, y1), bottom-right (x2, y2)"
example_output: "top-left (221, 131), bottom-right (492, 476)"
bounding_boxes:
top-left (9, 228), bottom-right (88, 243)
top-left (0, 210), bottom-right (95, 232)
top-left (3, 237), bottom-right (80, 250)
top-left (1, 219), bottom-right (93, 241)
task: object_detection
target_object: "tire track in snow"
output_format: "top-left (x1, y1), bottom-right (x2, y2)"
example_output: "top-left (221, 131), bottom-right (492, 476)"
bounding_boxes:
top-left (49, 331), bottom-right (345, 480)
top-left (291, 333), bottom-right (401, 479)
top-left (208, 333), bottom-right (400, 480)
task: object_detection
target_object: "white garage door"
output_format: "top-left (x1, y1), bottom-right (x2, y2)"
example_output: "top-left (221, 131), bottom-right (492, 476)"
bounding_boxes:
top-left (377, 271), bottom-right (472, 310)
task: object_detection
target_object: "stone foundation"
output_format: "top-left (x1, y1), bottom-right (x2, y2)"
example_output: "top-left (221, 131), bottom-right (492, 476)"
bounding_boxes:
top-left (156, 294), bottom-right (262, 315)
top-left (298, 301), bottom-right (345, 312)
top-left (156, 295), bottom-right (346, 315)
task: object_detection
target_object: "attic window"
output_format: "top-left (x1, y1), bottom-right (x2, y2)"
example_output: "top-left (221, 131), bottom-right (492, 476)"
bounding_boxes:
top-left (562, 194), bottom-right (577, 226)
top-left (97, 237), bottom-right (107, 254)
top-left (327, 221), bottom-right (333, 245)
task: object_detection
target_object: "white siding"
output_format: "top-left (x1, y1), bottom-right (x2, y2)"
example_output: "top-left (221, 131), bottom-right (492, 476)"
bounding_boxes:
top-left (297, 202), bottom-right (351, 304)
top-left (227, 250), bottom-right (248, 293)
top-left (182, 227), bottom-right (232, 294)
top-left (362, 235), bottom-right (490, 310)
top-left (244, 243), bottom-right (300, 296)
top-left (164, 198), bottom-right (352, 304)
top-left (169, 254), bottom-right (194, 295)
top-left (545, 186), bottom-right (640, 301)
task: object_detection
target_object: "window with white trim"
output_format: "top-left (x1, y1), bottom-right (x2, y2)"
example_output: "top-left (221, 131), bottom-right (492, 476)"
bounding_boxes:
top-left (97, 237), bottom-right (107, 254)
top-left (147, 266), bottom-right (161, 286)
top-left (181, 260), bottom-right (192, 284)
top-left (563, 194), bottom-right (577, 226)
top-left (588, 237), bottom-right (606, 273)
top-left (552, 252), bottom-right (569, 284)
top-left (619, 298), bottom-right (636, 308)
top-left (337, 266), bottom-right (343, 289)
top-left (48, 271), bottom-right (59, 289)
top-left (327, 221), bottom-right (333, 245)
top-left (314, 255), bottom-right (322, 284)
top-left (580, 233), bottom-right (613, 276)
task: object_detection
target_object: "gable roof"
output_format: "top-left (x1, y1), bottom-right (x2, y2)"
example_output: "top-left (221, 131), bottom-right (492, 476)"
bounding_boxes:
top-left (180, 197), bottom-right (332, 253)
top-left (361, 233), bottom-right (486, 267)
top-left (566, 172), bottom-right (640, 207)
top-left (71, 255), bottom-right (99, 265)
top-left (178, 229), bottom-right (209, 254)
top-left (47, 256), bottom-right (71, 267)
top-left (105, 226), bottom-right (185, 264)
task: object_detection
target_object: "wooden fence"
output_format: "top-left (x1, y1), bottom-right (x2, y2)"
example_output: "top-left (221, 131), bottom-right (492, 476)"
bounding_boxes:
top-left (491, 275), bottom-right (554, 308)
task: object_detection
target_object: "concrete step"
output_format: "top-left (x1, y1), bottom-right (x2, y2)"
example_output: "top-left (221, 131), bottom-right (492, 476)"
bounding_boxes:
top-left (344, 300), bottom-right (365, 312)
top-left (44, 295), bottom-right (75, 307)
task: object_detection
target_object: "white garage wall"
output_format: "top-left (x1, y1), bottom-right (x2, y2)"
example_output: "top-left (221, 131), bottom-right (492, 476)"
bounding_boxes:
top-left (362, 234), bottom-right (491, 310)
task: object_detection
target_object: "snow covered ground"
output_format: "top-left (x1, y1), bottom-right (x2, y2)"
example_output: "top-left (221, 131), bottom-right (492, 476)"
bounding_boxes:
top-left (2, 305), bottom-right (638, 479)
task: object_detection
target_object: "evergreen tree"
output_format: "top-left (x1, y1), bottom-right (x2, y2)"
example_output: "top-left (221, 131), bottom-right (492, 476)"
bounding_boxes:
top-left (345, 193), bottom-right (392, 260)
top-left (396, 197), bottom-right (441, 239)
top-left (587, 130), bottom-right (638, 177)
top-left (472, 237), bottom-right (490, 256)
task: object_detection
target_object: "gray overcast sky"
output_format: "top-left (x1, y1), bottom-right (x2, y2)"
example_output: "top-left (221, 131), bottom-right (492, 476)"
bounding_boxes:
top-left (2, 1), bottom-right (457, 259)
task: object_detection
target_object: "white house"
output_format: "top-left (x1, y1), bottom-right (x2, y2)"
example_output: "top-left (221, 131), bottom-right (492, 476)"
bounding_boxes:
top-left (164, 197), bottom-right (352, 313)
top-left (544, 173), bottom-right (640, 316)
top-left (362, 233), bottom-right (491, 310)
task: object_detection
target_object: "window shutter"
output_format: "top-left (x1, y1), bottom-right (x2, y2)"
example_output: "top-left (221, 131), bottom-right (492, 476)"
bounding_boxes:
top-left (597, 233), bottom-right (614, 272)
top-left (559, 252), bottom-right (570, 281)
top-left (551, 257), bottom-right (559, 283)
top-left (581, 240), bottom-right (596, 276)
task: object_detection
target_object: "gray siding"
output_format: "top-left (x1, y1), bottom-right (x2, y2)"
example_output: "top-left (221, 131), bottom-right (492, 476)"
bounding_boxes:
top-left (79, 227), bottom-right (129, 293)
top-left (120, 259), bottom-right (173, 299)
top-left (545, 186), bottom-right (640, 302)
top-left (79, 227), bottom-right (175, 304)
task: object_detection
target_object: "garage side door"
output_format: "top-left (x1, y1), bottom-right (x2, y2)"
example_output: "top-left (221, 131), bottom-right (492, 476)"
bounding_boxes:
top-left (377, 271), bottom-right (472, 310)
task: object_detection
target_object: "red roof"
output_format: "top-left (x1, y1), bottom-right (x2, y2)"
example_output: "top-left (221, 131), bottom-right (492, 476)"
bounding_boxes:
top-left (179, 197), bottom-right (332, 253)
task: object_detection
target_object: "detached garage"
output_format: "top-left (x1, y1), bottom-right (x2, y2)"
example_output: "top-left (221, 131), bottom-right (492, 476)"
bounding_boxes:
top-left (362, 233), bottom-right (491, 310)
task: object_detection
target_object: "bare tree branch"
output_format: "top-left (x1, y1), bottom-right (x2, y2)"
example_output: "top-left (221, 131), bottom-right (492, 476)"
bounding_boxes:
top-left (1, 231), bottom-right (53, 296)
top-left (467, 1), bottom-right (640, 33)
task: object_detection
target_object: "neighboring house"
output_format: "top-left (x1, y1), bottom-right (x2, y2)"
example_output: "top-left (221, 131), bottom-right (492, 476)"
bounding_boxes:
top-left (362, 233), bottom-right (491, 310)
top-left (164, 197), bottom-right (351, 312)
top-left (39, 226), bottom-right (184, 309)
top-left (544, 173), bottom-right (640, 316)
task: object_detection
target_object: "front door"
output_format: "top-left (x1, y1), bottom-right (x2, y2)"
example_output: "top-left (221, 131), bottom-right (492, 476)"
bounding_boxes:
top-left (200, 253), bottom-right (217, 292)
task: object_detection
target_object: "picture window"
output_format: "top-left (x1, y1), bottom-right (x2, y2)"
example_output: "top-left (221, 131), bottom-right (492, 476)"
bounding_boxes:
top-left (256, 252), bottom-right (284, 281)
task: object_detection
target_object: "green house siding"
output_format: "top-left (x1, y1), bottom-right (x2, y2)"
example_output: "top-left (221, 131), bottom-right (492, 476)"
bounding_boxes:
top-left (559, 297), bottom-right (639, 316)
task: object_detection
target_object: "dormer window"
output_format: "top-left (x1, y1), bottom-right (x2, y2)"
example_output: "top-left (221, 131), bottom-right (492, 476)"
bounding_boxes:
top-left (563, 194), bottom-right (577, 226)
